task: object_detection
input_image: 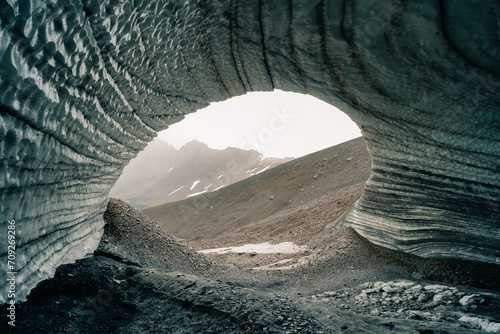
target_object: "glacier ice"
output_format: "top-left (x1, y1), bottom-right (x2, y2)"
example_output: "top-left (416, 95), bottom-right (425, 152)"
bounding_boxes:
top-left (0, 0), bottom-right (499, 302)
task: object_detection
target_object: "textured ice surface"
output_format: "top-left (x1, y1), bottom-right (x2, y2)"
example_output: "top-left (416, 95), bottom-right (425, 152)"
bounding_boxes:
top-left (0, 0), bottom-right (499, 302)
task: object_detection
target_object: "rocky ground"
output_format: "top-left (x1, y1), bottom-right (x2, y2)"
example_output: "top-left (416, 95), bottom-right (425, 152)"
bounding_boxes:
top-left (2, 198), bottom-right (499, 333)
top-left (143, 138), bottom-right (373, 246)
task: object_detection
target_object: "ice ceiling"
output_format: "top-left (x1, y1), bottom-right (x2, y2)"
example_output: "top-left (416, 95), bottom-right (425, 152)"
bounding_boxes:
top-left (0, 0), bottom-right (499, 302)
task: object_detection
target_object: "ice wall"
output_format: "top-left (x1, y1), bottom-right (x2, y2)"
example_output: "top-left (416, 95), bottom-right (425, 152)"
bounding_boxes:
top-left (0, 0), bottom-right (499, 302)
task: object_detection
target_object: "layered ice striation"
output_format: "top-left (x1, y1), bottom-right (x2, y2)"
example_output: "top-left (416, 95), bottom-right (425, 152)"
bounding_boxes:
top-left (0, 0), bottom-right (499, 302)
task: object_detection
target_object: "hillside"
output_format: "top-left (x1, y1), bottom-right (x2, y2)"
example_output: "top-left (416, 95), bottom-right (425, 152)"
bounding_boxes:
top-left (11, 138), bottom-right (500, 334)
top-left (13, 194), bottom-right (500, 334)
top-left (143, 137), bottom-right (372, 249)
top-left (110, 138), bottom-right (292, 209)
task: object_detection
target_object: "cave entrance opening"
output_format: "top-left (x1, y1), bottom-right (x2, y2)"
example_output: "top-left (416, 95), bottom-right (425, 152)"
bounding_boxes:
top-left (158, 90), bottom-right (362, 159)
top-left (113, 90), bottom-right (371, 271)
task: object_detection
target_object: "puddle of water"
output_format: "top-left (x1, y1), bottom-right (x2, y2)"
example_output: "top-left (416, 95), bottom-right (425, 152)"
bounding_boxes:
top-left (198, 242), bottom-right (308, 254)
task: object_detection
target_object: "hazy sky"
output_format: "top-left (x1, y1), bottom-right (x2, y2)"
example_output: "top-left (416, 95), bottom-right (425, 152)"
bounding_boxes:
top-left (158, 90), bottom-right (361, 158)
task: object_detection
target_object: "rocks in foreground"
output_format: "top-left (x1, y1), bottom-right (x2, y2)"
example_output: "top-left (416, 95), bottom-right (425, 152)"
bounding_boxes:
top-left (313, 280), bottom-right (500, 333)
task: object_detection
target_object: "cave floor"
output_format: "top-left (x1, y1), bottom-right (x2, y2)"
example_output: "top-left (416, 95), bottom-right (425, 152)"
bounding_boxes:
top-left (2, 199), bottom-right (500, 333)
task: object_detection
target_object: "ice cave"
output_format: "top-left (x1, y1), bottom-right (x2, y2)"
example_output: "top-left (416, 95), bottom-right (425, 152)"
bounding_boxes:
top-left (0, 0), bottom-right (499, 302)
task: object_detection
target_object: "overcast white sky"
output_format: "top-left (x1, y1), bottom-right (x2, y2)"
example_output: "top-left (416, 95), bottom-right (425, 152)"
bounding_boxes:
top-left (158, 90), bottom-right (361, 158)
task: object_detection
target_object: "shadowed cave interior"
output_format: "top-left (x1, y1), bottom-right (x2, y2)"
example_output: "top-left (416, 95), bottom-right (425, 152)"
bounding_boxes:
top-left (0, 0), bottom-right (499, 332)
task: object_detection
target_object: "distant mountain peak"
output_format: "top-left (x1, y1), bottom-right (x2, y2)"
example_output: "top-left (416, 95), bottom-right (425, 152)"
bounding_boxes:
top-left (110, 138), bottom-right (293, 209)
top-left (181, 139), bottom-right (209, 149)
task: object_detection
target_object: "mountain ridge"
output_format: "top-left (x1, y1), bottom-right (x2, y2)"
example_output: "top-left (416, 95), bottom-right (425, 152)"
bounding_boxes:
top-left (143, 137), bottom-right (372, 247)
top-left (110, 138), bottom-right (293, 209)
